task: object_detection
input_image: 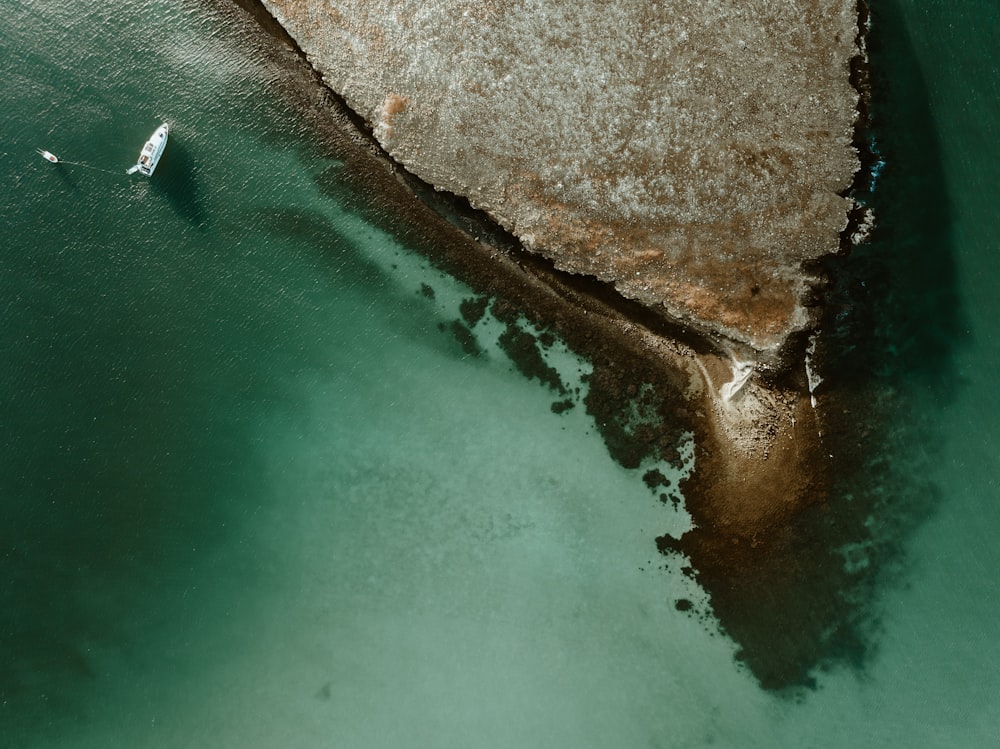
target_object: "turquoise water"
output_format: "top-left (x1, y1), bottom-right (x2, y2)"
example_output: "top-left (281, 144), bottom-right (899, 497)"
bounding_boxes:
top-left (2, 0), bottom-right (998, 745)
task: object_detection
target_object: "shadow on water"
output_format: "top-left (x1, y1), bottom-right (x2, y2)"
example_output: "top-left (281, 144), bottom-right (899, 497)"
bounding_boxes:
top-left (687, 0), bottom-right (968, 693)
top-left (153, 136), bottom-right (208, 229)
top-left (821, 0), bottom-right (966, 399)
top-left (252, 201), bottom-right (487, 363)
top-left (49, 162), bottom-right (86, 193)
top-left (818, 0), bottom-right (968, 635)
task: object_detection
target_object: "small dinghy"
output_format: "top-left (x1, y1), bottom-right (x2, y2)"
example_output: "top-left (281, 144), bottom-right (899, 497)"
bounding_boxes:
top-left (126, 123), bottom-right (169, 176)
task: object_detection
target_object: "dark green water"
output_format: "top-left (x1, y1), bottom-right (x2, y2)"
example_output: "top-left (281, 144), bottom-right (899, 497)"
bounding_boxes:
top-left (1, 0), bottom-right (998, 745)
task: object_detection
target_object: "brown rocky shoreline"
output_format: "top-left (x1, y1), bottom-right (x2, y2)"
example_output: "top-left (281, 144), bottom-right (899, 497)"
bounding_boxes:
top-left (257, 0), bottom-right (861, 365)
top-left (228, 0), bottom-right (877, 690)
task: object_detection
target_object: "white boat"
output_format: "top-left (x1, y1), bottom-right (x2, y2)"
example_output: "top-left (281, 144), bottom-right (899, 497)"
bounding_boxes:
top-left (126, 123), bottom-right (169, 176)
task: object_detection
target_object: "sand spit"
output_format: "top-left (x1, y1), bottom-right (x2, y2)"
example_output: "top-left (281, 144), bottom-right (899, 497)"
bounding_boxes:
top-left (231, 0), bottom-right (867, 690)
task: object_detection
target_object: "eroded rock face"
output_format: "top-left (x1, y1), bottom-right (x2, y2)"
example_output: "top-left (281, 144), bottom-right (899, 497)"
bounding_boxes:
top-left (260, 0), bottom-right (858, 360)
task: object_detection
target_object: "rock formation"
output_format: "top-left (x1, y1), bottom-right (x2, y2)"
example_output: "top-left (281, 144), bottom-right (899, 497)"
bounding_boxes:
top-left (246, 0), bottom-right (869, 690)
top-left (257, 0), bottom-right (859, 365)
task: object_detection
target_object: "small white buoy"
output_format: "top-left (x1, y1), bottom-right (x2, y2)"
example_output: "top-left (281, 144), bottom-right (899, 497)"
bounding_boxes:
top-left (36, 148), bottom-right (59, 163)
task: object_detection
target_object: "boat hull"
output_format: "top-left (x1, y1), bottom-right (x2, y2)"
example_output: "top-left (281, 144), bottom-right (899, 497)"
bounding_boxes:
top-left (132, 123), bottom-right (169, 176)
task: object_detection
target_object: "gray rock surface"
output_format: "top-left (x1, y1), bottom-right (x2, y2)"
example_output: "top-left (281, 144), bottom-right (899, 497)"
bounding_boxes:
top-left (261, 0), bottom-right (859, 361)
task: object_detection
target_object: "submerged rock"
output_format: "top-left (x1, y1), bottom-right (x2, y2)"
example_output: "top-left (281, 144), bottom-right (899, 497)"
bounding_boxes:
top-left (259, 0), bottom-right (859, 364)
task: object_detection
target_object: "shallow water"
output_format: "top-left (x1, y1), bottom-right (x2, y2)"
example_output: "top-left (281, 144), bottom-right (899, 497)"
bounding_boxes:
top-left (1, 0), bottom-right (998, 745)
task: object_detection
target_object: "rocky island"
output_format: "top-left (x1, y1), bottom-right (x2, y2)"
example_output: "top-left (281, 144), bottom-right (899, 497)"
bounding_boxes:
top-left (249, 0), bottom-right (868, 689)
top-left (260, 0), bottom-right (859, 363)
